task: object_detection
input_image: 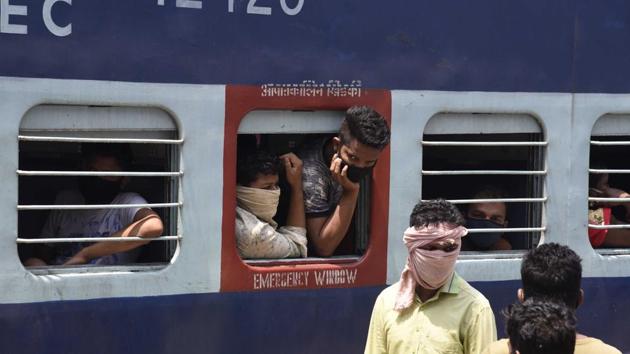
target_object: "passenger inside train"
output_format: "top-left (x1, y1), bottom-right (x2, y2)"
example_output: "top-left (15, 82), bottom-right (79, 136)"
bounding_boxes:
top-left (421, 114), bottom-right (546, 252)
top-left (483, 243), bottom-right (621, 354)
top-left (22, 143), bottom-right (164, 266)
top-left (464, 186), bottom-right (512, 251)
top-left (503, 299), bottom-right (576, 354)
top-left (235, 150), bottom-right (308, 259)
top-left (298, 106), bottom-right (390, 257)
top-left (588, 169), bottom-right (630, 248)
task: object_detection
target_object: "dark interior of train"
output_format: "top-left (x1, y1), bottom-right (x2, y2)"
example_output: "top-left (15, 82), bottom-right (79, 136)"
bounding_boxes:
top-left (422, 132), bottom-right (546, 251)
top-left (17, 141), bottom-right (178, 266)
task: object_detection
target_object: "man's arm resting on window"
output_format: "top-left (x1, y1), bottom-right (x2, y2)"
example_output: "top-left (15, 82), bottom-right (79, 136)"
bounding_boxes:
top-left (64, 208), bottom-right (164, 265)
top-left (306, 189), bottom-right (359, 256)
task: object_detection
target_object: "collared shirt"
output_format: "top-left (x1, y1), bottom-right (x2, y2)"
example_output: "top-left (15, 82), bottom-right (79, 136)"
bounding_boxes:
top-left (365, 273), bottom-right (496, 354)
top-left (482, 337), bottom-right (621, 354)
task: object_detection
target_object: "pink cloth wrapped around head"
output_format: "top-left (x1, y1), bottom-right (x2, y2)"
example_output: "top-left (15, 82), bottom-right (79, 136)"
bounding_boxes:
top-left (394, 224), bottom-right (468, 311)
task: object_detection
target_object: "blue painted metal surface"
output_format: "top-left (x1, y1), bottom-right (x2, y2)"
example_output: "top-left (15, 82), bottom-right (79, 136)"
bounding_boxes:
top-left (1, 0), bottom-right (630, 92)
top-left (0, 278), bottom-right (628, 354)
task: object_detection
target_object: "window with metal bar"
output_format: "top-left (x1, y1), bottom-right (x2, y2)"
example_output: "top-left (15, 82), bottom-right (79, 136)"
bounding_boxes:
top-left (18, 105), bottom-right (181, 272)
top-left (588, 114), bottom-right (630, 252)
top-left (421, 113), bottom-right (547, 252)
top-left (236, 110), bottom-right (370, 264)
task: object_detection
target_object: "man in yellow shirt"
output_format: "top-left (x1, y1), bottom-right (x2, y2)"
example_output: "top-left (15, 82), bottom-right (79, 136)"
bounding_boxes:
top-left (482, 243), bottom-right (621, 354)
top-left (365, 200), bottom-right (496, 354)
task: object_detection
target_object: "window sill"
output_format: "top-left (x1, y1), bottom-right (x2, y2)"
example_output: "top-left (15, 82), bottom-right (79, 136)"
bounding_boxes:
top-left (244, 255), bottom-right (361, 267)
top-left (26, 263), bottom-right (169, 275)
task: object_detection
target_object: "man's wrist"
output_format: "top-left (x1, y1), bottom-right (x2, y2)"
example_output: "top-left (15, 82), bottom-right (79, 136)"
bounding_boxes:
top-left (77, 248), bottom-right (93, 262)
top-left (342, 187), bottom-right (360, 199)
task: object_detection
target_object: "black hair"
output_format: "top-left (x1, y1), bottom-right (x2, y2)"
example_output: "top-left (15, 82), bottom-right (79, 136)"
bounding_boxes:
top-left (339, 106), bottom-right (390, 150)
top-left (80, 143), bottom-right (132, 169)
top-left (409, 199), bottom-right (465, 228)
top-left (236, 150), bottom-right (281, 186)
top-left (521, 243), bottom-right (582, 308)
top-left (505, 299), bottom-right (576, 354)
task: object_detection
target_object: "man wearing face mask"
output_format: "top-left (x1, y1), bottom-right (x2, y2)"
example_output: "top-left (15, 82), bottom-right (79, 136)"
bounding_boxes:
top-left (298, 106), bottom-right (390, 256)
top-left (23, 144), bottom-right (163, 266)
top-left (464, 187), bottom-right (512, 251)
top-left (365, 199), bottom-right (496, 354)
top-left (235, 150), bottom-right (307, 259)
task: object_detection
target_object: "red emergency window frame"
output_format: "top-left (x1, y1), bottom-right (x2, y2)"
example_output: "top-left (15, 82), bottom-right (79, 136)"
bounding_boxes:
top-left (220, 85), bottom-right (391, 292)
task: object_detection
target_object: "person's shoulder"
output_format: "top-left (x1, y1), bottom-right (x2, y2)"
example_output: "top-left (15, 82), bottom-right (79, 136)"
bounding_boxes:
top-left (374, 282), bottom-right (402, 308)
top-left (113, 192), bottom-right (147, 204)
top-left (576, 337), bottom-right (622, 354)
top-left (453, 273), bottom-right (491, 306)
top-left (483, 338), bottom-right (509, 354)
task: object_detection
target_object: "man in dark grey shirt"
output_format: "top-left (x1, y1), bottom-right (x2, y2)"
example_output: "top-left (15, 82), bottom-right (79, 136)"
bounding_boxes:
top-left (298, 106), bottom-right (390, 256)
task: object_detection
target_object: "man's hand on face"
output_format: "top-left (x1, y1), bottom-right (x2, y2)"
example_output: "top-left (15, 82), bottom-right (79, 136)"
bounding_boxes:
top-left (330, 153), bottom-right (360, 194)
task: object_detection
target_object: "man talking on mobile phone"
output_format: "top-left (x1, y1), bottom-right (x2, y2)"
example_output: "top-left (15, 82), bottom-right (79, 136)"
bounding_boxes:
top-left (297, 106), bottom-right (390, 256)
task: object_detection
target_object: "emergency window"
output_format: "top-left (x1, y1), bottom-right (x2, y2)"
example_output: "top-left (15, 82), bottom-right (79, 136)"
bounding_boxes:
top-left (421, 113), bottom-right (546, 252)
top-left (18, 105), bottom-right (182, 273)
top-left (588, 114), bottom-right (630, 252)
top-left (237, 110), bottom-right (370, 264)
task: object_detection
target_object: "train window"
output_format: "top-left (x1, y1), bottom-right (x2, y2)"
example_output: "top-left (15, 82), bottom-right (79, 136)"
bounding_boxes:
top-left (18, 105), bottom-right (182, 273)
top-left (588, 114), bottom-right (630, 252)
top-left (236, 110), bottom-right (371, 263)
top-left (421, 113), bottom-right (547, 253)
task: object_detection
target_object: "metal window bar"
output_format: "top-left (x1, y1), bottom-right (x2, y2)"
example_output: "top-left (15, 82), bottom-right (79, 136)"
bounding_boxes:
top-left (528, 135), bottom-right (546, 247)
top-left (420, 134), bottom-right (547, 249)
top-left (17, 170), bottom-right (182, 177)
top-left (421, 170), bottom-right (547, 175)
top-left (431, 197), bottom-right (547, 204)
top-left (421, 141), bottom-right (548, 147)
top-left (16, 235), bottom-right (182, 243)
top-left (18, 137), bottom-right (182, 262)
top-left (588, 224), bottom-right (630, 230)
top-left (18, 135), bottom-right (184, 144)
top-left (167, 143), bottom-right (181, 259)
top-left (589, 169), bottom-right (630, 174)
top-left (589, 197), bottom-right (630, 202)
top-left (590, 140), bottom-right (630, 146)
top-left (18, 202), bottom-right (181, 210)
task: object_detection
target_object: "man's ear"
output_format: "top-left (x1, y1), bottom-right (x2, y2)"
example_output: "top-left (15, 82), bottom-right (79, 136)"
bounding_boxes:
top-left (517, 288), bottom-right (525, 303)
top-left (578, 288), bottom-right (584, 308)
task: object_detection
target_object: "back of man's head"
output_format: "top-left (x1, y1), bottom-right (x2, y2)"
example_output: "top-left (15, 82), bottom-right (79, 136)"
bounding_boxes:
top-left (521, 243), bottom-right (582, 308)
top-left (506, 299), bottom-right (576, 354)
top-left (409, 199), bottom-right (465, 228)
top-left (339, 106), bottom-right (390, 151)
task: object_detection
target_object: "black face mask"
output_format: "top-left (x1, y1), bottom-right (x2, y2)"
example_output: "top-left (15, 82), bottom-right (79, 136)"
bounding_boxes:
top-left (465, 218), bottom-right (505, 250)
top-left (339, 159), bottom-right (374, 183)
top-left (79, 177), bottom-right (121, 204)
